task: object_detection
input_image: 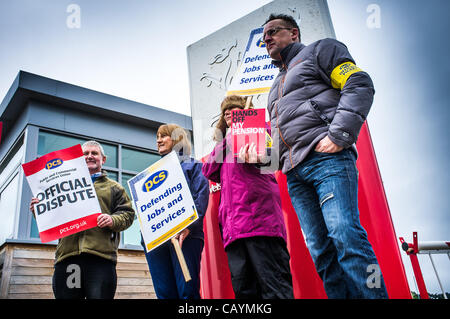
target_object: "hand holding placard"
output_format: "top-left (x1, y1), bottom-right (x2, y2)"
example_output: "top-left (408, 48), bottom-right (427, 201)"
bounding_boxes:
top-left (231, 108), bottom-right (266, 157)
top-left (171, 237), bottom-right (192, 282)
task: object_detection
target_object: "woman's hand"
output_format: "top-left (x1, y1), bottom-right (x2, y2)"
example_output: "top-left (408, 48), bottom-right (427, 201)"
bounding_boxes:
top-left (238, 143), bottom-right (264, 164)
top-left (174, 228), bottom-right (190, 248)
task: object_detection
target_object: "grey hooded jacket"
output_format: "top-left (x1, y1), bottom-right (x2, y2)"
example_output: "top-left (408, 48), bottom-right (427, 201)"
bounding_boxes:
top-left (267, 39), bottom-right (374, 174)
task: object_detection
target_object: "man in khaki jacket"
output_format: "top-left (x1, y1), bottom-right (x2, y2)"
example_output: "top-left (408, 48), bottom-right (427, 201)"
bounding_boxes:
top-left (30, 140), bottom-right (135, 299)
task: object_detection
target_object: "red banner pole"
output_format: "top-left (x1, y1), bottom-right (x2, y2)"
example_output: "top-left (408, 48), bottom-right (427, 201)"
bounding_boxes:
top-left (400, 233), bottom-right (429, 299)
top-left (356, 122), bottom-right (411, 298)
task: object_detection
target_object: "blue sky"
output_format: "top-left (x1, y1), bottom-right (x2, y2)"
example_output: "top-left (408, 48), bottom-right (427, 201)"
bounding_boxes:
top-left (1, 0), bottom-right (448, 295)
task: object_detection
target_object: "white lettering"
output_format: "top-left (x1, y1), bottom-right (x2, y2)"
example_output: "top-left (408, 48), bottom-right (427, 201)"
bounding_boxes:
top-left (66, 4), bottom-right (81, 29)
top-left (66, 264), bottom-right (81, 289)
top-left (366, 4), bottom-right (381, 29)
top-left (366, 264), bottom-right (381, 288)
top-left (231, 127), bottom-right (265, 135)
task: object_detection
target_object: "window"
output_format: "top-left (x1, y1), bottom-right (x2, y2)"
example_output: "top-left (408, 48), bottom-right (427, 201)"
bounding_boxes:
top-left (0, 173), bottom-right (20, 244)
top-left (31, 130), bottom-right (160, 249)
top-left (0, 141), bottom-right (25, 245)
top-left (38, 131), bottom-right (118, 168)
top-left (122, 147), bottom-right (160, 173)
top-left (121, 149), bottom-right (160, 247)
top-left (107, 171), bottom-right (118, 182)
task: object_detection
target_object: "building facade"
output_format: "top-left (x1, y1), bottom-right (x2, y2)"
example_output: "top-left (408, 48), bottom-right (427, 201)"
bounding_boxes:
top-left (0, 71), bottom-right (192, 298)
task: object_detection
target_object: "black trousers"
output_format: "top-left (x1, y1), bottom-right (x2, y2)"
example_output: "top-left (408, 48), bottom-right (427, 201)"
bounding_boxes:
top-left (225, 236), bottom-right (294, 299)
top-left (52, 253), bottom-right (117, 299)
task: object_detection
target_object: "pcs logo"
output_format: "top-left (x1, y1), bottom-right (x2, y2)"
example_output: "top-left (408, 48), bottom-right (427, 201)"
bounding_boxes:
top-left (45, 158), bottom-right (63, 170)
top-left (256, 38), bottom-right (266, 48)
top-left (143, 170), bottom-right (168, 192)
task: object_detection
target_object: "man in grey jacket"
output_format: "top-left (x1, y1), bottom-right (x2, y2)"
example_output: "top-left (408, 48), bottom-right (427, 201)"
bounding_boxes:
top-left (260, 13), bottom-right (388, 298)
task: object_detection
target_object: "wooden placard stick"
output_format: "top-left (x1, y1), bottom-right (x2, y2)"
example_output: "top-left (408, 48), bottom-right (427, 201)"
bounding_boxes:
top-left (245, 95), bottom-right (252, 109)
top-left (171, 237), bottom-right (192, 282)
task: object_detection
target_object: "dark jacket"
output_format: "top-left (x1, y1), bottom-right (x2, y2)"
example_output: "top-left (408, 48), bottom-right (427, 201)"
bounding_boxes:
top-left (179, 155), bottom-right (209, 241)
top-left (202, 133), bottom-right (287, 249)
top-left (55, 171), bottom-right (135, 264)
top-left (267, 39), bottom-right (375, 173)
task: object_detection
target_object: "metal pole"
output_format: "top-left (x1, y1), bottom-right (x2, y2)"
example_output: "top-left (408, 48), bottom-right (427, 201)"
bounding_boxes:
top-left (428, 254), bottom-right (447, 299)
top-left (409, 253), bottom-right (429, 299)
top-left (400, 234), bottom-right (429, 299)
top-left (412, 275), bottom-right (419, 298)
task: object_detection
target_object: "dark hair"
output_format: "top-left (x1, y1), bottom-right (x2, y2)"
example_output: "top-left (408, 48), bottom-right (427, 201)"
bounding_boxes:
top-left (263, 13), bottom-right (301, 42)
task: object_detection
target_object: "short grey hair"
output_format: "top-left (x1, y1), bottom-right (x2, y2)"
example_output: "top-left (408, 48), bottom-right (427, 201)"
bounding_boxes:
top-left (82, 140), bottom-right (106, 157)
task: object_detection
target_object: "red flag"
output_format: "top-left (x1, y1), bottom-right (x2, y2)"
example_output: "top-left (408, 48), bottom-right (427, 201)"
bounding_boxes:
top-left (356, 121), bottom-right (411, 298)
top-left (199, 121), bottom-right (412, 298)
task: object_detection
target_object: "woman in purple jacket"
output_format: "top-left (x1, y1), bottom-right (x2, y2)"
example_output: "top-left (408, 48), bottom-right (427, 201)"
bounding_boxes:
top-left (202, 95), bottom-right (293, 299)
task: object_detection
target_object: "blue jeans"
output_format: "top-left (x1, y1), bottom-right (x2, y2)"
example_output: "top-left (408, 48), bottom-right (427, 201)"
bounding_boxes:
top-left (142, 237), bottom-right (204, 299)
top-left (286, 149), bottom-right (388, 299)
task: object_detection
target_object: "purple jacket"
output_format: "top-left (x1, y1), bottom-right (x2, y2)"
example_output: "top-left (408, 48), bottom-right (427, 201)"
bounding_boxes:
top-left (202, 133), bottom-right (287, 248)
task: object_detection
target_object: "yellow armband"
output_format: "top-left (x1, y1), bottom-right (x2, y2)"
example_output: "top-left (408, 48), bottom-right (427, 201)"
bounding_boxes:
top-left (330, 62), bottom-right (362, 90)
top-left (265, 131), bottom-right (273, 148)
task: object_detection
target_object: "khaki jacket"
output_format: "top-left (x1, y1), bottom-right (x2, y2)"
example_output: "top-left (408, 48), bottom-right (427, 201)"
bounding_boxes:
top-left (54, 172), bottom-right (135, 264)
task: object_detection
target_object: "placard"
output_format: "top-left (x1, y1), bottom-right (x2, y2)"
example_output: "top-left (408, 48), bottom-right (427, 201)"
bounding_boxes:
top-left (127, 151), bottom-right (198, 252)
top-left (22, 144), bottom-right (101, 243)
top-left (231, 108), bottom-right (266, 157)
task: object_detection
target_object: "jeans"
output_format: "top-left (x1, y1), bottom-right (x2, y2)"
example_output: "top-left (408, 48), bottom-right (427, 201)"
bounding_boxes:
top-left (143, 237), bottom-right (204, 299)
top-left (286, 149), bottom-right (388, 299)
top-left (52, 253), bottom-right (117, 299)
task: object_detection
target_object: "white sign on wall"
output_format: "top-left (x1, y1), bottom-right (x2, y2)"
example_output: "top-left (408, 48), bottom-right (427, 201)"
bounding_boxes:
top-left (226, 28), bottom-right (278, 96)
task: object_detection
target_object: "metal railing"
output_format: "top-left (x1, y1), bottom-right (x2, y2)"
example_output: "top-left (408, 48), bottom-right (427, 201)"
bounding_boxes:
top-left (399, 232), bottom-right (450, 299)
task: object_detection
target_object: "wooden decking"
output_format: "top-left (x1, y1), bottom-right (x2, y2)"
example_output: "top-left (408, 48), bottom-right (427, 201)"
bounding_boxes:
top-left (0, 242), bottom-right (156, 299)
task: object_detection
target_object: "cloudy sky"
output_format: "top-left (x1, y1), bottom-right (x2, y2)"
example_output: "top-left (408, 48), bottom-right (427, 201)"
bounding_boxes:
top-left (1, 0), bottom-right (448, 295)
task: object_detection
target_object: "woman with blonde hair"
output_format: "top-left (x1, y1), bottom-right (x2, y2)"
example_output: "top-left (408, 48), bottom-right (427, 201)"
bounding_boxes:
top-left (202, 95), bottom-right (293, 299)
top-left (141, 123), bottom-right (209, 299)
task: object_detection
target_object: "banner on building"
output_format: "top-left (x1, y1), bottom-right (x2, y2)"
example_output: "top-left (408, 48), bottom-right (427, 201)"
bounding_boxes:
top-left (226, 27), bottom-right (278, 96)
top-left (127, 151), bottom-right (198, 252)
top-left (22, 144), bottom-right (102, 243)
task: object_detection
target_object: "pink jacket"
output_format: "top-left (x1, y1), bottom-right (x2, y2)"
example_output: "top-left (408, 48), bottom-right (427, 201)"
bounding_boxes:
top-left (201, 133), bottom-right (287, 248)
